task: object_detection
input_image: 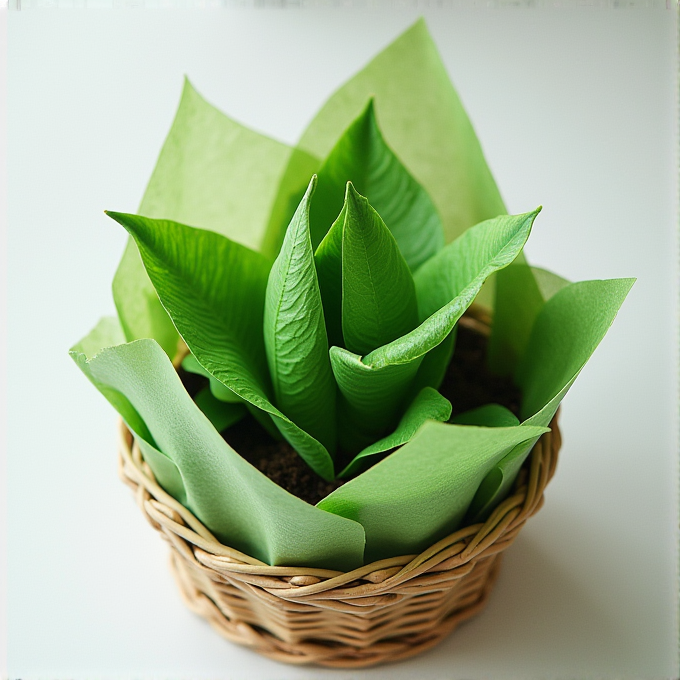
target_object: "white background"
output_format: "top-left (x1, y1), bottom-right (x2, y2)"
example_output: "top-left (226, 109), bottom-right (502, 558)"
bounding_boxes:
top-left (5, 7), bottom-right (678, 679)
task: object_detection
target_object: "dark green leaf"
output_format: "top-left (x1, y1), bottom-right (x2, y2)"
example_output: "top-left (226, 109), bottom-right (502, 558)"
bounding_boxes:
top-left (106, 211), bottom-right (335, 481)
top-left (339, 387), bottom-right (452, 478)
top-left (194, 386), bottom-right (247, 433)
top-left (264, 177), bottom-right (337, 453)
top-left (329, 210), bottom-right (539, 450)
top-left (310, 100), bottom-right (444, 268)
top-left (451, 403), bottom-right (519, 428)
top-left (341, 184), bottom-right (419, 356)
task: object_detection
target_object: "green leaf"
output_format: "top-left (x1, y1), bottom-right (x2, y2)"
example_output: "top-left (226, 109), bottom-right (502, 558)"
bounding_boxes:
top-left (487, 263), bottom-right (570, 376)
top-left (293, 19), bottom-right (507, 246)
top-left (308, 99), bottom-right (444, 268)
top-left (71, 330), bottom-right (365, 570)
top-left (467, 278), bottom-right (635, 523)
top-left (106, 211), bottom-right (335, 482)
top-left (331, 348), bottom-right (423, 454)
top-left (318, 421), bottom-right (548, 562)
top-left (413, 210), bottom-right (542, 325)
top-left (194, 386), bottom-right (247, 433)
top-left (339, 387), bottom-right (452, 478)
top-left (341, 184), bottom-right (419, 355)
top-left (182, 353), bottom-right (242, 403)
top-left (451, 403), bottom-right (520, 428)
top-left (329, 210), bottom-right (538, 450)
top-left (112, 78), bottom-right (296, 355)
top-left (264, 177), bottom-right (337, 454)
top-left (313, 204), bottom-right (346, 349)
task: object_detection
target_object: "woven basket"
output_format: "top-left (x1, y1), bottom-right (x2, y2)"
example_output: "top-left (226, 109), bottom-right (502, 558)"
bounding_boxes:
top-left (117, 312), bottom-right (561, 669)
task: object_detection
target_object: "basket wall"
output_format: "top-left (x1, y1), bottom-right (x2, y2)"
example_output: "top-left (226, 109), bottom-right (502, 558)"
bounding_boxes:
top-left (117, 414), bottom-right (560, 668)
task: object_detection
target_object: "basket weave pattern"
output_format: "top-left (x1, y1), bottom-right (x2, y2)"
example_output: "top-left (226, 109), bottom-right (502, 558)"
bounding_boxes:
top-left (117, 412), bottom-right (560, 668)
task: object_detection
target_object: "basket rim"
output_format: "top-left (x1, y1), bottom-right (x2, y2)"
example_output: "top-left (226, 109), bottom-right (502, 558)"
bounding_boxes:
top-left (118, 413), bottom-right (560, 595)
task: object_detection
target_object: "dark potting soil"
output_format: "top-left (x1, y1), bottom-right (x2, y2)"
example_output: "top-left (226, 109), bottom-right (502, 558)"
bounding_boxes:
top-left (178, 324), bottom-right (521, 505)
top-left (441, 325), bottom-right (523, 420)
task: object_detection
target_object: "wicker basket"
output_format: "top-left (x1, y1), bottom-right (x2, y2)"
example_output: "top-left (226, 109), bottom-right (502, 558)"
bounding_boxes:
top-left (116, 309), bottom-right (561, 668)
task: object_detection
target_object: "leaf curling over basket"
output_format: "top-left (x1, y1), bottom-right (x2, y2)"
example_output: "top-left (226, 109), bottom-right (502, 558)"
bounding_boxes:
top-left (70, 18), bottom-right (634, 571)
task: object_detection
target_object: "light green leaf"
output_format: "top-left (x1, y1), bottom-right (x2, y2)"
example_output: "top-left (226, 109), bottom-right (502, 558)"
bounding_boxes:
top-left (318, 422), bottom-right (548, 562)
top-left (71, 333), bottom-right (365, 569)
top-left (293, 19), bottom-right (506, 246)
top-left (264, 177), bottom-right (337, 454)
top-left (341, 184), bottom-right (419, 355)
top-left (451, 403), bottom-right (520, 428)
top-left (467, 278), bottom-right (635, 523)
top-left (329, 210), bottom-right (538, 450)
top-left (113, 78), bottom-right (296, 354)
top-left (182, 353), bottom-right (242, 403)
top-left (107, 211), bottom-right (335, 481)
top-left (339, 387), bottom-right (452, 478)
top-left (307, 99), bottom-right (444, 268)
top-left (413, 210), bottom-right (541, 324)
top-left (487, 263), bottom-right (570, 376)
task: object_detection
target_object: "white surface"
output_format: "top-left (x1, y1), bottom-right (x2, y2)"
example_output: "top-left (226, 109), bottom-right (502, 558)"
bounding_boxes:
top-left (6, 7), bottom-right (678, 679)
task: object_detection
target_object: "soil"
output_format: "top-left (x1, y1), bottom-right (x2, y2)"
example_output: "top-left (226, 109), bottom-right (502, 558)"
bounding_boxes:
top-left (178, 323), bottom-right (521, 505)
top-left (441, 325), bottom-right (522, 419)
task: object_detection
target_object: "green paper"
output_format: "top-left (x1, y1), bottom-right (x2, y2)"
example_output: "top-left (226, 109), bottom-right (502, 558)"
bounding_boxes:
top-left (319, 422), bottom-right (548, 562)
top-left (467, 278), bottom-right (635, 522)
top-left (292, 19), bottom-right (506, 246)
top-left (339, 387), bottom-right (452, 478)
top-left (71, 326), bottom-right (365, 570)
top-left (112, 78), bottom-right (295, 355)
top-left (264, 177), bottom-right (337, 454)
top-left (107, 210), bottom-right (335, 482)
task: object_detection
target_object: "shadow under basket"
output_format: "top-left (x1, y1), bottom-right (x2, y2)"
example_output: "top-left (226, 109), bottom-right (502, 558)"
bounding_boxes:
top-left (118, 404), bottom-right (560, 668)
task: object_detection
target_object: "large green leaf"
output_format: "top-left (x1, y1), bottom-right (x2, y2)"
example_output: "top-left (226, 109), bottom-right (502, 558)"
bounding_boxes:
top-left (413, 210), bottom-right (541, 324)
top-left (331, 349), bottom-right (423, 454)
top-left (329, 210), bottom-right (538, 450)
top-left (112, 78), bottom-right (296, 355)
top-left (318, 421), bottom-right (548, 562)
top-left (340, 185), bottom-right (418, 355)
top-left (487, 263), bottom-right (570, 376)
top-left (307, 100), bottom-right (444, 267)
top-left (339, 387), bottom-right (452, 478)
top-left (264, 177), bottom-right (337, 454)
top-left (70, 327), bottom-right (365, 570)
top-left (107, 211), bottom-right (335, 481)
top-left (291, 19), bottom-right (506, 247)
top-left (467, 278), bottom-right (635, 522)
